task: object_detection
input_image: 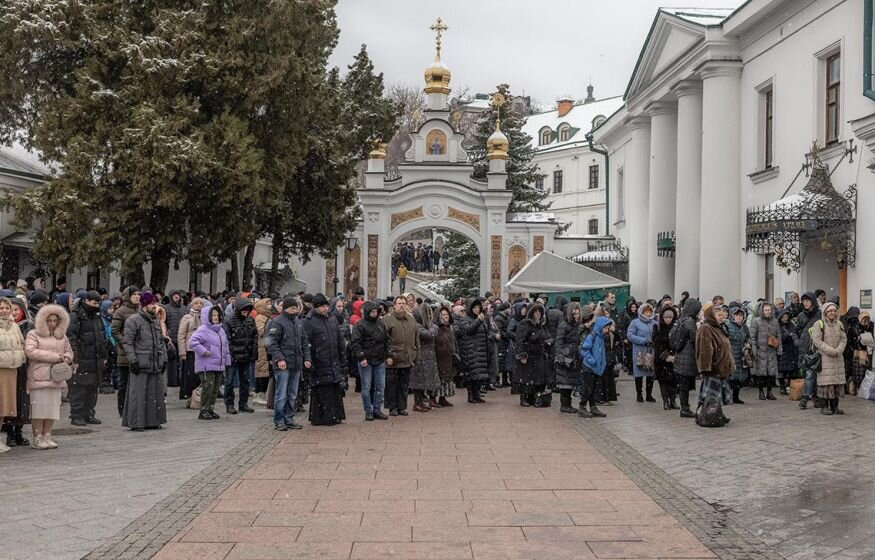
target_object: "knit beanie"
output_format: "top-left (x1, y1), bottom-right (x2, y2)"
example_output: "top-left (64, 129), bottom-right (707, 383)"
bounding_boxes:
top-left (139, 291), bottom-right (157, 307)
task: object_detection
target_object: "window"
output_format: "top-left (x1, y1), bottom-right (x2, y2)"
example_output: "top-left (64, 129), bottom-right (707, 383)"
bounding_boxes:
top-left (825, 53), bottom-right (841, 144)
top-left (559, 125), bottom-right (570, 142)
top-left (86, 267), bottom-right (100, 290)
top-left (553, 170), bottom-right (563, 193)
top-left (588, 218), bottom-right (599, 235)
top-left (764, 87), bottom-right (774, 168)
top-left (539, 128), bottom-right (552, 146)
top-left (588, 165), bottom-right (599, 189)
top-left (535, 176), bottom-right (544, 190)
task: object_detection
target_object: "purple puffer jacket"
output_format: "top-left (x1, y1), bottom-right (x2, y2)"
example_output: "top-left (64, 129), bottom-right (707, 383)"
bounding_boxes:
top-left (188, 306), bottom-right (232, 373)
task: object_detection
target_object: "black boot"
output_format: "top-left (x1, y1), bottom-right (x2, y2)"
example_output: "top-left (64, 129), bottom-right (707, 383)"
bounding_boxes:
top-left (732, 384), bottom-right (744, 405)
top-left (559, 390), bottom-right (577, 414)
top-left (662, 397), bottom-right (670, 410)
top-left (832, 398), bottom-right (844, 415)
top-left (13, 425), bottom-right (28, 447)
top-left (645, 378), bottom-right (656, 402)
top-left (779, 378), bottom-right (788, 395)
top-left (766, 386), bottom-right (776, 400)
top-left (520, 393), bottom-right (532, 407)
top-left (758, 386), bottom-right (766, 400)
top-left (670, 396), bottom-right (680, 410)
top-left (678, 387), bottom-right (695, 418)
top-left (635, 377), bottom-right (643, 403)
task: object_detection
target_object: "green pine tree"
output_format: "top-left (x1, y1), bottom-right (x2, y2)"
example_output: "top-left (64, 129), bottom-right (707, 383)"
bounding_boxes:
top-left (469, 84), bottom-right (549, 213)
top-left (440, 231), bottom-right (479, 301)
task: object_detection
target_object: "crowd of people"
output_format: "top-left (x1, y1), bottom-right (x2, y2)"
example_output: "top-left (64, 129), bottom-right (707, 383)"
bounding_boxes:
top-left (391, 241), bottom-right (443, 281)
top-left (1, 276), bottom-right (872, 454)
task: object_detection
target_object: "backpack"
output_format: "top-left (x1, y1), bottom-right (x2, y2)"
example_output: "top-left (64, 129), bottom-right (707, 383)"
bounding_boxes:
top-left (696, 395), bottom-right (727, 427)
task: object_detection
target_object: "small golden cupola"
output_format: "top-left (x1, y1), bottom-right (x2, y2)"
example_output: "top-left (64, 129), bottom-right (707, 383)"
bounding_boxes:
top-left (424, 18), bottom-right (451, 95)
top-left (487, 92), bottom-right (509, 160)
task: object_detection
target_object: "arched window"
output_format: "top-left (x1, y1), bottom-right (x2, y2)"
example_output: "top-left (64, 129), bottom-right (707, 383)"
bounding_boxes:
top-left (558, 125), bottom-right (570, 142)
top-left (592, 115), bottom-right (607, 129)
top-left (539, 127), bottom-right (552, 146)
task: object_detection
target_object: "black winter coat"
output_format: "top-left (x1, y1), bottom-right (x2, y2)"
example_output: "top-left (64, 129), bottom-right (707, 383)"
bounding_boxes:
top-left (264, 311), bottom-right (311, 373)
top-left (67, 302), bottom-right (108, 384)
top-left (455, 299), bottom-right (490, 381)
top-left (670, 299), bottom-right (701, 378)
top-left (493, 310), bottom-right (510, 368)
top-left (434, 311), bottom-right (457, 382)
top-left (514, 305), bottom-right (550, 386)
top-left (349, 302), bottom-right (388, 366)
top-left (303, 311), bottom-right (345, 387)
top-left (163, 291), bottom-right (187, 340)
top-left (224, 300), bottom-right (258, 364)
top-left (652, 311), bottom-right (677, 383)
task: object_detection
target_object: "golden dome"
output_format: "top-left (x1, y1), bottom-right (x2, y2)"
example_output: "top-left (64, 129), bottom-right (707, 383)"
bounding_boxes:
top-left (487, 122), bottom-right (509, 160)
top-left (368, 141), bottom-right (387, 160)
top-left (424, 58), bottom-right (451, 95)
top-left (424, 17), bottom-right (451, 95)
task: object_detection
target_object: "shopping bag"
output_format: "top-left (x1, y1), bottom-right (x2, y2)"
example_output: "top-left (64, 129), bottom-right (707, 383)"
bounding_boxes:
top-left (788, 378), bottom-right (805, 401)
top-left (187, 385), bottom-right (202, 409)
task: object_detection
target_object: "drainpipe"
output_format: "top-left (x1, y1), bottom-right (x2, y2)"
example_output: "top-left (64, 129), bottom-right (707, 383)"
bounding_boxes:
top-left (585, 131), bottom-right (610, 235)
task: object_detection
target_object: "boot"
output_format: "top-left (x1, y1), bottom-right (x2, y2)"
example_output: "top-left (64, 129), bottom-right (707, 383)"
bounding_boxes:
top-left (732, 385), bottom-right (744, 405)
top-left (413, 403), bottom-right (429, 412)
top-left (577, 406), bottom-right (593, 418)
top-left (678, 389), bottom-right (695, 418)
top-left (799, 396), bottom-right (808, 409)
top-left (4, 425), bottom-right (15, 447)
top-left (590, 404), bottom-right (606, 418)
top-left (559, 390), bottom-right (577, 414)
top-left (766, 386), bottom-right (776, 400)
top-left (662, 397), bottom-right (670, 411)
top-left (520, 394), bottom-right (532, 407)
top-left (758, 386), bottom-right (766, 400)
top-left (438, 396), bottom-right (453, 407)
top-left (645, 378), bottom-right (656, 402)
top-left (820, 402), bottom-right (833, 415)
top-left (779, 378), bottom-right (788, 395)
top-left (635, 378), bottom-right (644, 403)
top-left (832, 398), bottom-right (844, 415)
top-left (467, 386), bottom-right (477, 404)
top-left (428, 397), bottom-right (441, 408)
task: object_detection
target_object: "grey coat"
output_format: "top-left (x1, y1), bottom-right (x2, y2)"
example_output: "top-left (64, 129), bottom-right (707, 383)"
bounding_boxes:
top-left (670, 299), bottom-right (701, 379)
top-left (122, 310), bottom-right (168, 375)
top-left (410, 316), bottom-right (440, 392)
top-left (750, 313), bottom-right (780, 378)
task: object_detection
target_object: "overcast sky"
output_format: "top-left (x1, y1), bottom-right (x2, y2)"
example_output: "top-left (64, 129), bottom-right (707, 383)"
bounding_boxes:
top-left (331, 0), bottom-right (744, 108)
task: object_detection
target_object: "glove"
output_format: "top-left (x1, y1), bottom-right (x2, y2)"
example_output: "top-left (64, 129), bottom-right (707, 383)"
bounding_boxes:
top-left (130, 363), bottom-right (140, 375)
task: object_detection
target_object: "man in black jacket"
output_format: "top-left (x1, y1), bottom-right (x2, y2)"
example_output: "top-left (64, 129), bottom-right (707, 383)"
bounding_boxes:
top-left (163, 290), bottom-right (187, 387)
top-left (350, 301), bottom-right (389, 421)
top-left (223, 298), bottom-right (258, 414)
top-left (67, 291), bottom-right (108, 426)
top-left (264, 297), bottom-right (311, 430)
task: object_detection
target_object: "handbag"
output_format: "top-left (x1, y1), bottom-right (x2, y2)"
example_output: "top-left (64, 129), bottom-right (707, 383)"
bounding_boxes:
top-left (636, 349), bottom-right (654, 371)
top-left (788, 378), bottom-right (805, 401)
top-left (742, 341), bottom-right (756, 369)
top-left (187, 385), bottom-right (202, 409)
top-left (767, 334), bottom-right (780, 349)
top-left (50, 362), bottom-right (73, 382)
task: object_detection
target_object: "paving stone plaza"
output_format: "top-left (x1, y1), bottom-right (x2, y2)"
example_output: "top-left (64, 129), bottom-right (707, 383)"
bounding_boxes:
top-left (3, 379), bottom-right (873, 560)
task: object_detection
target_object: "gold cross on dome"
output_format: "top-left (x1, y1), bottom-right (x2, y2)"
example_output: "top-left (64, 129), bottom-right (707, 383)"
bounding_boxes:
top-left (430, 18), bottom-right (448, 56)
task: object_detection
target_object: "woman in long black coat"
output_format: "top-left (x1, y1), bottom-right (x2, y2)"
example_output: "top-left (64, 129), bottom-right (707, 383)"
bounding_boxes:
top-left (303, 296), bottom-right (346, 426)
top-left (454, 298), bottom-right (490, 404)
top-left (410, 304), bottom-right (440, 411)
top-left (434, 306), bottom-right (457, 406)
top-left (515, 304), bottom-right (550, 407)
top-left (554, 302), bottom-right (582, 414)
top-left (652, 305), bottom-right (678, 410)
top-left (617, 300), bottom-right (638, 372)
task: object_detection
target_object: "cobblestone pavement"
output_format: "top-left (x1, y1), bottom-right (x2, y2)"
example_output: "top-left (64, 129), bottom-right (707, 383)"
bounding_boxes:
top-left (0, 391), bottom-right (271, 560)
top-left (151, 389), bottom-right (725, 560)
top-left (596, 377), bottom-right (875, 560)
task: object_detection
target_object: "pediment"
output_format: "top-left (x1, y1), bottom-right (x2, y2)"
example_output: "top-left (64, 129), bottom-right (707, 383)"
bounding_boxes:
top-left (625, 12), bottom-right (707, 102)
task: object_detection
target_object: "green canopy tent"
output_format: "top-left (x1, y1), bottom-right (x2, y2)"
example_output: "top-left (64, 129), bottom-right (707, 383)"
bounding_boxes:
top-left (505, 251), bottom-right (630, 307)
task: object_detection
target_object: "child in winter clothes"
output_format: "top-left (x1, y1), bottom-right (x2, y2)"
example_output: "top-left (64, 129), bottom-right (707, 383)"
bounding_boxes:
top-left (578, 316), bottom-right (614, 418)
top-left (188, 305), bottom-right (232, 420)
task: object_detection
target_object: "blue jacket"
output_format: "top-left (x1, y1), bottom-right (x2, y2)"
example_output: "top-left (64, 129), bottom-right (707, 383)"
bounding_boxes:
top-left (580, 316), bottom-right (614, 376)
top-left (626, 305), bottom-right (656, 378)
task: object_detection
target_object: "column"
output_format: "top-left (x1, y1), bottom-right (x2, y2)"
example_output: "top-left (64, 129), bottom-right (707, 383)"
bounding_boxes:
top-left (699, 61), bottom-right (742, 300)
top-left (645, 101), bottom-right (678, 300)
top-left (625, 116), bottom-right (651, 297)
top-left (672, 80), bottom-right (703, 299)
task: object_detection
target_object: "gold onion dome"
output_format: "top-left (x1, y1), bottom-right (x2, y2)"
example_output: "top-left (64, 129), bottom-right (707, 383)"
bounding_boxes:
top-left (368, 141), bottom-right (387, 160)
top-left (487, 122), bottom-right (509, 160)
top-left (424, 17), bottom-right (451, 94)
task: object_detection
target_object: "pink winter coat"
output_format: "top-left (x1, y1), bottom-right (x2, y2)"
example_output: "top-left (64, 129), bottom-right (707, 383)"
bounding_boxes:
top-left (25, 304), bottom-right (74, 393)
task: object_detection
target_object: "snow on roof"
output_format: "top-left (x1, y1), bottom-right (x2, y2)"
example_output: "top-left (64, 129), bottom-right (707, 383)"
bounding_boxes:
top-left (572, 249), bottom-right (625, 262)
top-left (522, 96), bottom-right (625, 151)
top-left (659, 7), bottom-right (735, 26)
top-left (0, 142), bottom-right (51, 177)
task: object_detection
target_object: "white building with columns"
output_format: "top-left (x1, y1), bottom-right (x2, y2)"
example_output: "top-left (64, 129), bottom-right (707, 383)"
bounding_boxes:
top-left (594, 1), bottom-right (875, 310)
top-left (521, 89), bottom-right (624, 236)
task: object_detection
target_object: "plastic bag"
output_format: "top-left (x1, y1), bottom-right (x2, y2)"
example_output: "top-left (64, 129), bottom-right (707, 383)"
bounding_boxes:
top-left (858, 370), bottom-right (874, 400)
